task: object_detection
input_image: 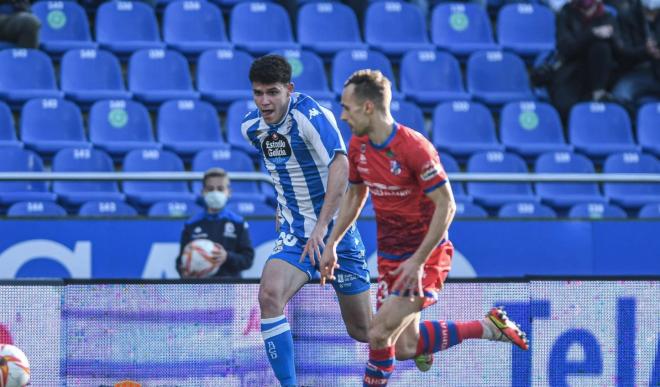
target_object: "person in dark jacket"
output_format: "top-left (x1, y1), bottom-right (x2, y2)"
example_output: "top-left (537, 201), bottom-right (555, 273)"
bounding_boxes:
top-left (176, 168), bottom-right (255, 279)
top-left (0, 0), bottom-right (40, 48)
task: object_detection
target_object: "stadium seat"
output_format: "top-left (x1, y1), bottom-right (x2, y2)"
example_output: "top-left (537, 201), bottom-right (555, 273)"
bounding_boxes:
top-left (569, 102), bottom-right (640, 158)
top-left (7, 201), bottom-right (67, 217)
top-left (148, 199), bottom-right (203, 217)
top-left (500, 101), bottom-right (572, 158)
top-left (157, 99), bottom-right (226, 158)
top-left (466, 151), bottom-right (538, 207)
top-left (568, 202), bottom-right (627, 219)
top-left (162, 0), bottom-right (232, 55)
top-left (637, 102), bottom-right (660, 157)
top-left (52, 148), bottom-right (125, 207)
top-left (466, 51), bottom-right (534, 106)
top-left (0, 49), bottom-right (63, 104)
top-left (432, 101), bottom-right (504, 158)
top-left (0, 148), bottom-right (56, 205)
top-left (0, 101), bottom-right (21, 148)
top-left (196, 49), bottom-right (253, 107)
top-left (192, 147), bottom-right (266, 202)
top-left (497, 4), bottom-right (555, 57)
top-left (498, 201), bottom-right (557, 218)
top-left (439, 152), bottom-right (469, 201)
top-left (32, 1), bottom-right (97, 54)
top-left (122, 149), bottom-right (196, 207)
top-left (226, 199), bottom-right (275, 217)
top-left (89, 99), bottom-right (160, 159)
top-left (534, 151), bottom-right (605, 208)
top-left (431, 3), bottom-right (498, 57)
top-left (331, 49), bottom-right (401, 98)
top-left (230, 2), bottom-right (299, 55)
top-left (638, 203), bottom-right (660, 218)
top-left (128, 49), bottom-right (199, 104)
top-left (297, 2), bottom-right (367, 58)
top-left (60, 49), bottom-right (132, 105)
top-left (400, 50), bottom-right (470, 110)
top-left (365, 1), bottom-right (433, 58)
top-left (326, 99), bottom-right (353, 144)
top-left (225, 99), bottom-right (259, 157)
top-left (20, 98), bottom-right (90, 156)
top-left (95, 1), bottom-right (165, 55)
top-left (603, 152), bottom-right (660, 208)
top-left (391, 100), bottom-right (426, 137)
top-left (272, 49), bottom-right (334, 100)
top-left (78, 200), bottom-right (138, 217)
top-left (454, 199), bottom-right (488, 218)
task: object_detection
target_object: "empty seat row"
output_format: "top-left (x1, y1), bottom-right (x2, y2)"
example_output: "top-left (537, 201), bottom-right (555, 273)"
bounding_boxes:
top-left (455, 200), bottom-right (660, 219)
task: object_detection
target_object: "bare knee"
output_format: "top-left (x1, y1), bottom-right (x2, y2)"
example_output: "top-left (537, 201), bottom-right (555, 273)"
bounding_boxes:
top-left (258, 284), bottom-right (285, 317)
top-left (367, 319), bottom-right (394, 348)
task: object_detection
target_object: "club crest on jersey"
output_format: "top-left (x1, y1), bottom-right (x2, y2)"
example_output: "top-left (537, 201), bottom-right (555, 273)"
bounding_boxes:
top-left (390, 160), bottom-right (402, 175)
top-left (262, 131), bottom-right (292, 165)
top-left (224, 222), bottom-right (236, 238)
top-left (360, 144), bottom-right (366, 154)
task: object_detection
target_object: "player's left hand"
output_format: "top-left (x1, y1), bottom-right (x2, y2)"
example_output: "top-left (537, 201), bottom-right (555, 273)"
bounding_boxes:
top-left (300, 225), bottom-right (327, 266)
top-left (390, 258), bottom-right (425, 302)
top-left (319, 242), bottom-right (340, 286)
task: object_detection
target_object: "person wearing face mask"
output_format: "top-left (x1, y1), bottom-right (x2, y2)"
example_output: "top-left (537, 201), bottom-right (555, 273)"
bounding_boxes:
top-left (176, 168), bottom-right (254, 279)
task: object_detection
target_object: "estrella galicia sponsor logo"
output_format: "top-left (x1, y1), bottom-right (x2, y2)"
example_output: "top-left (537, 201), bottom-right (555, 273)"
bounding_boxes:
top-left (262, 132), bottom-right (292, 165)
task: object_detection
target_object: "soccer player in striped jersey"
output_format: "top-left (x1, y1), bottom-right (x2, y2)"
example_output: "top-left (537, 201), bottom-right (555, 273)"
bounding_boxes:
top-left (320, 69), bottom-right (529, 386)
top-left (241, 55), bottom-right (372, 386)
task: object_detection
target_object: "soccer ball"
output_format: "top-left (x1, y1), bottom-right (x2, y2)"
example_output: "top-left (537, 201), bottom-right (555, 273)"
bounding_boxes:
top-left (181, 239), bottom-right (221, 278)
top-left (0, 344), bottom-right (30, 387)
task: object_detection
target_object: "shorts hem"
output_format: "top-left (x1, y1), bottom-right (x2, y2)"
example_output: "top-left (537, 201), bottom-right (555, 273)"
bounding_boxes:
top-left (267, 256), bottom-right (313, 281)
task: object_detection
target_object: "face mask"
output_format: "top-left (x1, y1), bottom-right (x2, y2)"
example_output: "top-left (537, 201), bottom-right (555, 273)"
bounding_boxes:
top-left (204, 191), bottom-right (228, 210)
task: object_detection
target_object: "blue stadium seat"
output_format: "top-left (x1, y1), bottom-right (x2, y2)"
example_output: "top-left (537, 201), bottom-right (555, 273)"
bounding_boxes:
top-left (569, 102), bottom-right (640, 158)
top-left (331, 49), bottom-right (401, 98)
top-left (0, 148), bottom-right (56, 205)
top-left (128, 49), bottom-right (199, 104)
top-left (431, 3), bottom-right (498, 57)
top-left (95, 1), bottom-right (165, 55)
top-left (500, 101), bottom-right (572, 158)
top-left (454, 199), bottom-right (488, 218)
top-left (60, 49), bottom-right (132, 105)
top-left (365, 1), bottom-right (433, 58)
top-left (148, 199), bottom-right (203, 217)
top-left (535, 151), bottom-right (605, 208)
top-left (226, 199), bottom-right (275, 217)
top-left (52, 147), bottom-right (124, 207)
top-left (400, 50), bottom-right (469, 110)
top-left (466, 51), bottom-right (533, 106)
top-left (89, 99), bottom-right (160, 159)
top-left (432, 101), bottom-right (504, 158)
top-left (466, 151), bottom-right (538, 206)
top-left (122, 149), bottom-right (196, 207)
top-left (0, 101), bottom-right (21, 148)
top-left (230, 2), bottom-right (299, 55)
top-left (162, 0), bottom-right (232, 55)
top-left (325, 98), bottom-right (353, 144)
top-left (297, 2), bottom-right (367, 58)
top-left (20, 98), bottom-right (90, 156)
top-left (498, 202), bottom-right (557, 218)
top-left (225, 99), bottom-right (259, 157)
top-left (568, 202), bottom-right (627, 219)
top-left (497, 4), bottom-right (555, 57)
top-left (391, 100), bottom-right (426, 137)
top-left (638, 203), bottom-right (660, 219)
top-left (637, 102), bottom-right (660, 157)
top-left (196, 49), bottom-right (253, 107)
top-left (32, 1), bottom-right (97, 54)
top-left (0, 49), bottom-right (63, 104)
top-left (7, 201), bottom-right (67, 217)
top-left (603, 152), bottom-right (660, 208)
top-left (439, 152), bottom-right (469, 201)
top-left (272, 49), bottom-right (334, 100)
top-left (78, 200), bottom-right (138, 217)
top-left (158, 99), bottom-right (225, 158)
top-left (192, 147), bottom-right (265, 202)
top-left (209, 0), bottom-right (275, 9)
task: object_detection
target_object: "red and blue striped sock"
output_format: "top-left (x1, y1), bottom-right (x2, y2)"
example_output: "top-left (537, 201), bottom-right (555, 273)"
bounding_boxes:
top-left (363, 346), bottom-right (395, 386)
top-left (416, 320), bottom-right (483, 355)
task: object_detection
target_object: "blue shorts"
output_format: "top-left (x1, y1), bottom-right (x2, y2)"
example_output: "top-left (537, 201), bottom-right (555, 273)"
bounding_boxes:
top-left (268, 226), bottom-right (370, 295)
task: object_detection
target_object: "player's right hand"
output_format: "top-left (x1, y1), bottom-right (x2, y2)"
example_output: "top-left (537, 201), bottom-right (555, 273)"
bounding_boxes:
top-left (319, 242), bottom-right (340, 286)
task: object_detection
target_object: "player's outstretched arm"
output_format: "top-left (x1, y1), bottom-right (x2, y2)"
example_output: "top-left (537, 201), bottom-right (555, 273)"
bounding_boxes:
top-left (320, 183), bottom-right (368, 285)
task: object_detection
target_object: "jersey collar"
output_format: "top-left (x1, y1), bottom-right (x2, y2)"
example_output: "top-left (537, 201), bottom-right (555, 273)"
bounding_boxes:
top-left (369, 122), bottom-right (398, 150)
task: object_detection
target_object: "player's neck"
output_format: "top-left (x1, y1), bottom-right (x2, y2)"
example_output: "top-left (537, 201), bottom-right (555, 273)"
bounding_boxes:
top-left (368, 116), bottom-right (396, 146)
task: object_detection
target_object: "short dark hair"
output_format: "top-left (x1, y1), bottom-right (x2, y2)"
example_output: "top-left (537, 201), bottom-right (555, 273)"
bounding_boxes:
top-left (249, 55), bottom-right (292, 85)
top-left (344, 69), bottom-right (391, 111)
top-left (203, 167), bottom-right (228, 187)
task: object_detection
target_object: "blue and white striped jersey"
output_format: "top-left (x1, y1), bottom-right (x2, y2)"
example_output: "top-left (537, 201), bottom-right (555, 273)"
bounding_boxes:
top-left (241, 93), bottom-right (346, 239)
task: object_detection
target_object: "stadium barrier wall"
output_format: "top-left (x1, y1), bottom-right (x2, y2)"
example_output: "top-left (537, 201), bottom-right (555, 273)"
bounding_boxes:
top-left (0, 279), bottom-right (657, 386)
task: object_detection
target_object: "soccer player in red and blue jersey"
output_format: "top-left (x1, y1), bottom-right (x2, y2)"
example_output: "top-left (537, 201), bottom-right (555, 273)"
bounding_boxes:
top-left (319, 69), bottom-right (529, 386)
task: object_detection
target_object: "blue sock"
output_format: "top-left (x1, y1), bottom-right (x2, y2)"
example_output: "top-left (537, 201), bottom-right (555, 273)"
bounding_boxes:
top-left (261, 315), bottom-right (297, 386)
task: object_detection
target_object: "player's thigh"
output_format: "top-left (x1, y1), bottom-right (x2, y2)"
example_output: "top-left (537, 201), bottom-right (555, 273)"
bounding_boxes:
top-left (373, 295), bottom-right (424, 339)
top-left (259, 258), bottom-right (309, 306)
top-left (336, 290), bottom-right (372, 337)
